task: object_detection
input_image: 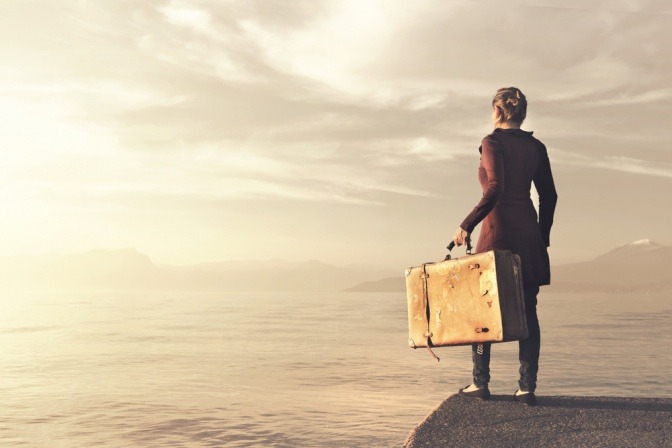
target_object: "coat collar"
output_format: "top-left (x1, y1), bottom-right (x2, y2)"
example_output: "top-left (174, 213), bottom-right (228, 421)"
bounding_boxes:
top-left (494, 127), bottom-right (534, 137)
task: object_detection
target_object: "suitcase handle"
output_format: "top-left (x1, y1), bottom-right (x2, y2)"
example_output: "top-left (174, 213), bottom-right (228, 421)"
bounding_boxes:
top-left (445, 237), bottom-right (473, 260)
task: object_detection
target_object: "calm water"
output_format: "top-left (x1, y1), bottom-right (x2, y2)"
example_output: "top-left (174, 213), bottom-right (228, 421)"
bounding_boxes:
top-left (0, 290), bottom-right (670, 447)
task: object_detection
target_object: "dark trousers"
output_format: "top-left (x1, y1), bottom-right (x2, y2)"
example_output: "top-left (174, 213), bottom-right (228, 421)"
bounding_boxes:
top-left (471, 285), bottom-right (541, 392)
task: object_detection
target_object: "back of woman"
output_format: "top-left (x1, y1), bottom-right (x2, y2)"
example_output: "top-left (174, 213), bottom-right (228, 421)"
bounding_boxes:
top-left (451, 87), bottom-right (557, 406)
top-left (464, 128), bottom-right (555, 286)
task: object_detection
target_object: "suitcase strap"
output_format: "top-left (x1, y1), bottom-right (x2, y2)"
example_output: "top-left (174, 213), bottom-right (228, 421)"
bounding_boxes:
top-left (421, 263), bottom-right (440, 362)
top-left (425, 343), bottom-right (440, 362)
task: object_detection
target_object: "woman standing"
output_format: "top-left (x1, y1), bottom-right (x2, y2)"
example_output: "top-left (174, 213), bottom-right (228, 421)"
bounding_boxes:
top-left (452, 87), bottom-right (558, 406)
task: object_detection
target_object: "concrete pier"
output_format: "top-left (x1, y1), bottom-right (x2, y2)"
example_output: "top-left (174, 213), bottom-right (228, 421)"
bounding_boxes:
top-left (403, 395), bottom-right (672, 448)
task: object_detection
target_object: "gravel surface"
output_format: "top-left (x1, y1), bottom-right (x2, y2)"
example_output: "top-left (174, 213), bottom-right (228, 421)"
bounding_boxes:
top-left (403, 395), bottom-right (672, 448)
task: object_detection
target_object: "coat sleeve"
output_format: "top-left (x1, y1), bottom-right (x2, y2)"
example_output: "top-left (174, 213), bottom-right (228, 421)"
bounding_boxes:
top-left (460, 136), bottom-right (505, 233)
top-left (533, 142), bottom-right (558, 247)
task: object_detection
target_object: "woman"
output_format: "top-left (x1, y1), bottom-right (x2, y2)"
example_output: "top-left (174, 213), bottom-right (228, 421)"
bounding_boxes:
top-left (452, 87), bottom-right (557, 406)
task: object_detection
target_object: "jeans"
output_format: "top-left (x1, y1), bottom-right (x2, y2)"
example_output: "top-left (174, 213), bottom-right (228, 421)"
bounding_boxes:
top-left (471, 285), bottom-right (541, 392)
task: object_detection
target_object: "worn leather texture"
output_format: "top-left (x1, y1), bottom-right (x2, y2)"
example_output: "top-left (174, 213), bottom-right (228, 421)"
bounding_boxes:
top-left (406, 250), bottom-right (527, 348)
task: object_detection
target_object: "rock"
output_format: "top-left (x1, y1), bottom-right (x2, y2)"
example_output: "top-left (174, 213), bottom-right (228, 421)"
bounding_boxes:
top-left (403, 395), bottom-right (672, 448)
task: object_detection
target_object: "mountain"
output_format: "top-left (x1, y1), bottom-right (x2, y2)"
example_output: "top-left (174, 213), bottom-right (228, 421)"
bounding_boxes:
top-left (549, 239), bottom-right (672, 292)
top-left (344, 276), bottom-right (405, 293)
top-left (345, 240), bottom-right (672, 293)
top-left (176, 258), bottom-right (392, 292)
top-left (0, 248), bottom-right (161, 292)
top-left (0, 249), bottom-right (397, 293)
top-left (3, 241), bottom-right (668, 293)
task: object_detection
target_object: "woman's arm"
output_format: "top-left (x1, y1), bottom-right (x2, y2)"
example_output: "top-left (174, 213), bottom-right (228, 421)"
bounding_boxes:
top-left (533, 143), bottom-right (558, 247)
top-left (459, 136), bottom-right (506, 235)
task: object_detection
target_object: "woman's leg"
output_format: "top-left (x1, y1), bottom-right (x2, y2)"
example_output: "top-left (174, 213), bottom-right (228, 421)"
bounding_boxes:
top-left (472, 342), bottom-right (492, 387)
top-left (518, 285), bottom-right (541, 392)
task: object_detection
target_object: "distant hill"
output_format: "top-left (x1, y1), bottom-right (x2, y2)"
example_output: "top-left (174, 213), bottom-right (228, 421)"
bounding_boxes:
top-left (0, 249), bottom-right (397, 293)
top-left (0, 248), bottom-right (158, 291)
top-left (344, 276), bottom-right (405, 293)
top-left (4, 241), bottom-right (669, 293)
top-left (549, 239), bottom-right (672, 292)
top-left (345, 239), bottom-right (672, 293)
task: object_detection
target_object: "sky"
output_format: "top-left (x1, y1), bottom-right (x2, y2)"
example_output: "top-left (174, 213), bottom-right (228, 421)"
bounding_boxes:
top-left (1, 0), bottom-right (671, 270)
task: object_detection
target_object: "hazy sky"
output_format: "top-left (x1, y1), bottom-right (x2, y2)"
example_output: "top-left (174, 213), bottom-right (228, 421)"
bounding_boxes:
top-left (2, 0), bottom-right (671, 269)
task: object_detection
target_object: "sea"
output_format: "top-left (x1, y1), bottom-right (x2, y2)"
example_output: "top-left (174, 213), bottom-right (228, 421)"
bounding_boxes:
top-left (0, 289), bottom-right (670, 447)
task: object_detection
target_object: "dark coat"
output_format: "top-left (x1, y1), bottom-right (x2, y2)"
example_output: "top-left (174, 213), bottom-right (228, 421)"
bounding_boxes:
top-left (460, 128), bottom-right (558, 286)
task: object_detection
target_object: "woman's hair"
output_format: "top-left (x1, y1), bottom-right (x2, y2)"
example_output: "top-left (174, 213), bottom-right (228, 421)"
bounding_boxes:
top-left (492, 87), bottom-right (527, 125)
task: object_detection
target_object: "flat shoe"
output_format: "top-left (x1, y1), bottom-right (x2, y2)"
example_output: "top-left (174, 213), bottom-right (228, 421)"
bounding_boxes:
top-left (458, 385), bottom-right (491, 400)
top-left (513, 391), bottom-right (537, 406)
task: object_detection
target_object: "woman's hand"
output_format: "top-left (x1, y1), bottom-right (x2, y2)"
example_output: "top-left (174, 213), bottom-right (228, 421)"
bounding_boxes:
top-left (452, 226), bottom-right (470, 247)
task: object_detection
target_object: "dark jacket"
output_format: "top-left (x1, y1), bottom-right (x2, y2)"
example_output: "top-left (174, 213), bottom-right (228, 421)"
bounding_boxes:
top-left (460, 128), bottom-right (558, 286)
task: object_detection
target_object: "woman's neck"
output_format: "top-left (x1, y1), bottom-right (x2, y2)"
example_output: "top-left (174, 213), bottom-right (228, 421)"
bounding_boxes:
top-left (496, 123), bottom-right (521, 129)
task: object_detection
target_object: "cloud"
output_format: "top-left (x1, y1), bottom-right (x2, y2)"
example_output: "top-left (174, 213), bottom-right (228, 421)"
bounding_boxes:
top-left (237, 0), bottom-right (405, 104)
top-left (527, 0), bottom-right (667, 13)
top-left (7, 1), bottom-right (669, 154)
top-left (575, 87), bottom-right (672, 106)
top-left (2, 0), bottom-right (671, 265)
top-left (0, 80), bottom-right (187, 111)
top-left (159, 2), bottom-right (211, 30)
top-left (598, 156), bottom-right (672, 177)
top-left (551, 149), bottom-right (672, 178)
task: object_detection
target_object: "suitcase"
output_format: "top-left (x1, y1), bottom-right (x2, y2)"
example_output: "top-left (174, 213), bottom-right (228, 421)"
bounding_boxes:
top-left (405, 241), bottom-right (527, 360)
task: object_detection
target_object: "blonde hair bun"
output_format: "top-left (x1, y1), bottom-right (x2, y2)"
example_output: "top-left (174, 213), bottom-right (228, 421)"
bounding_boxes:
top-left (493, 87), bottom-right (527, 125)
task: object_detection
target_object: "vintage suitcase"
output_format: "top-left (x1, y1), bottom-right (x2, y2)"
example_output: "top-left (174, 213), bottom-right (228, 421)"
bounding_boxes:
top-left (405, 241), bottom-right (527, 360)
